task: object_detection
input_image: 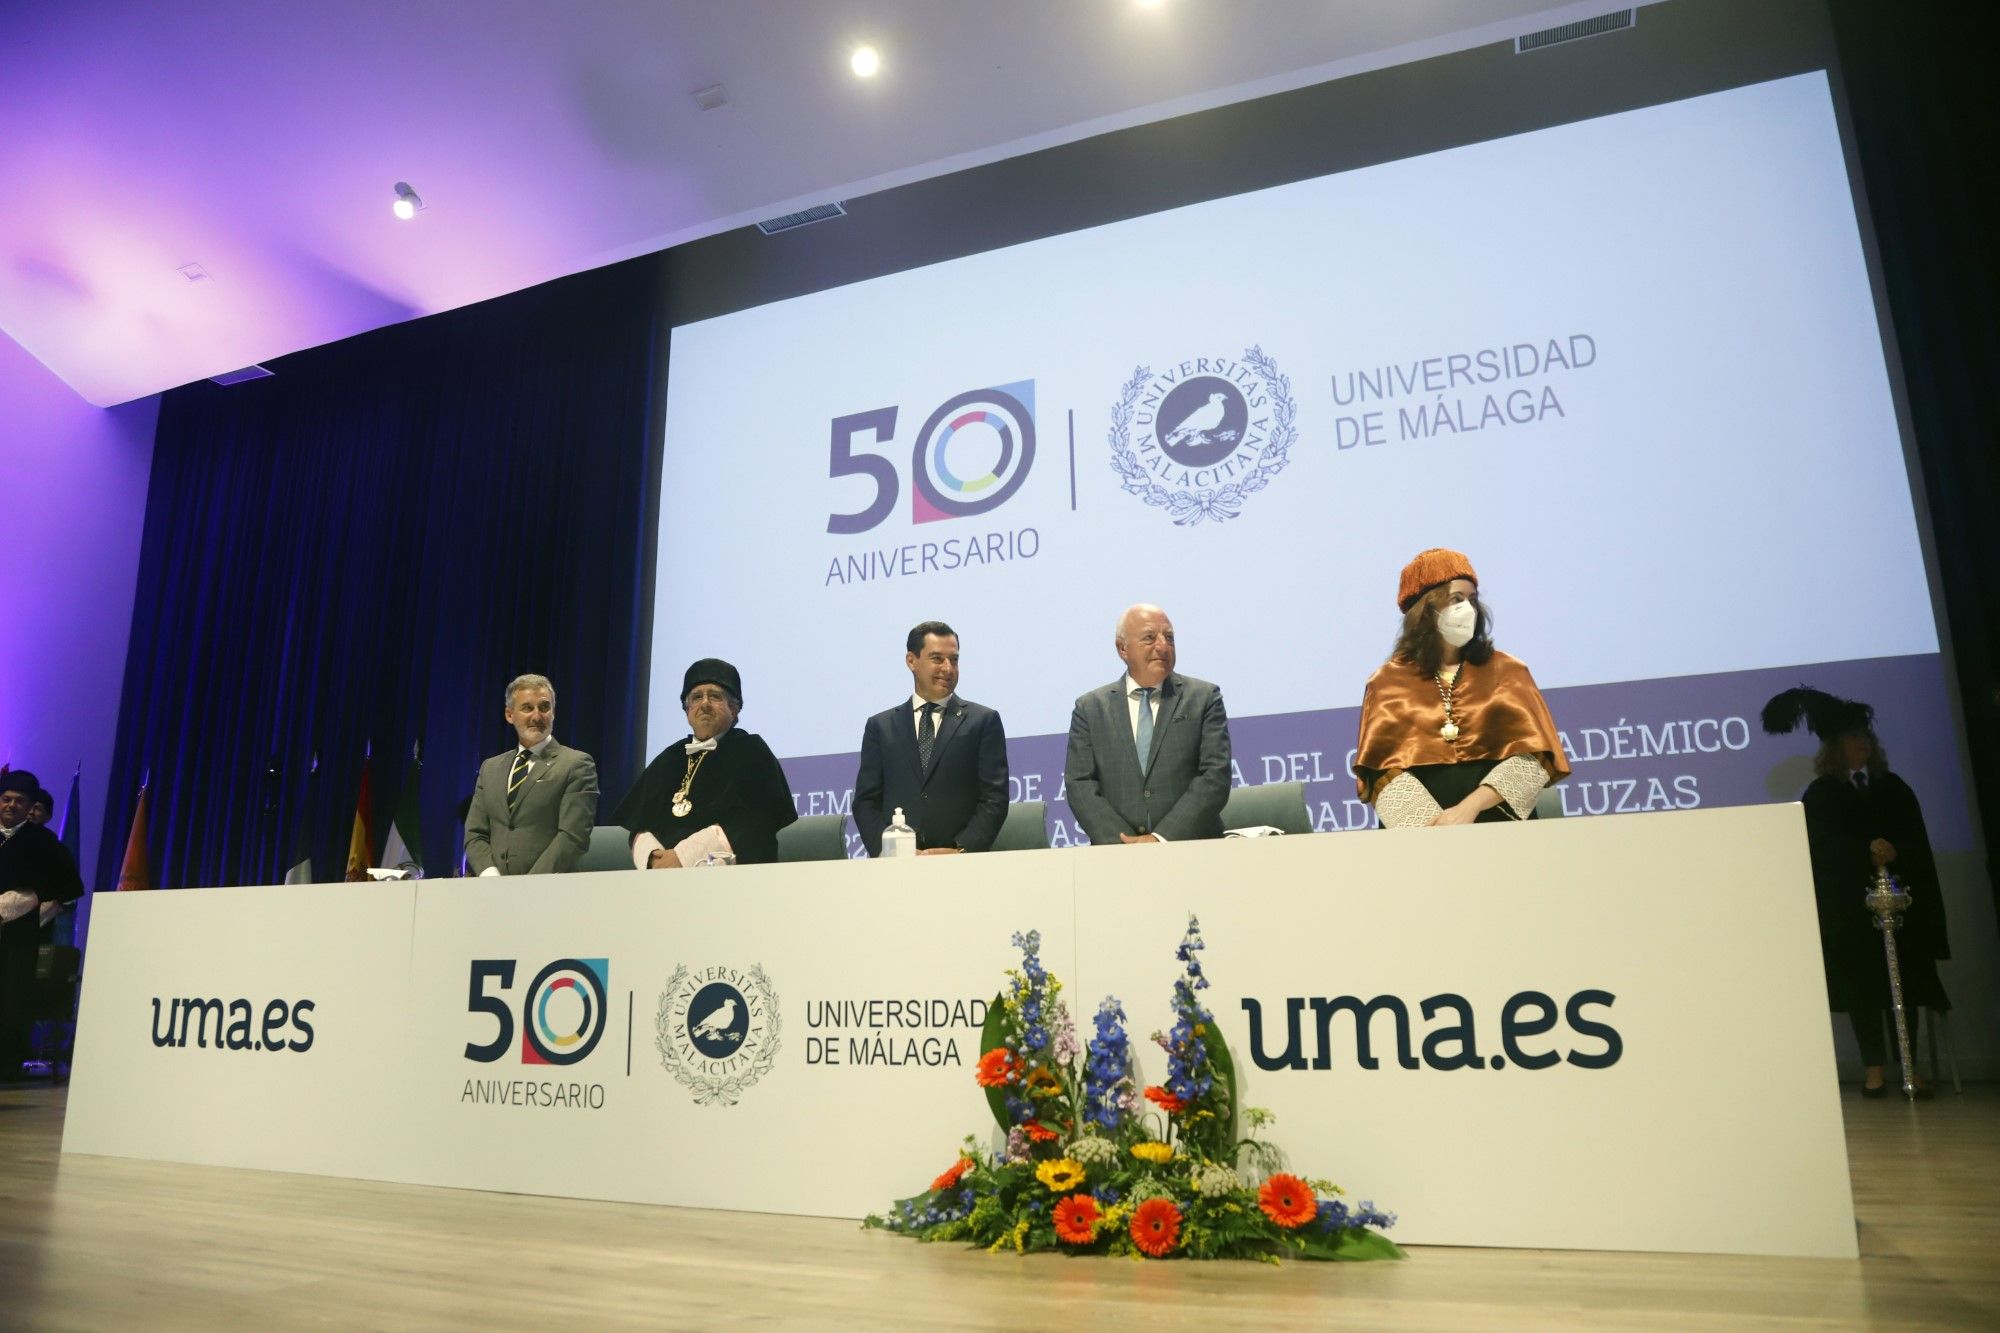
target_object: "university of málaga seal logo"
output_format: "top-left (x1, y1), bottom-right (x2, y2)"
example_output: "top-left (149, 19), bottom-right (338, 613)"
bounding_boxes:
top-left (1108, 346), bottom-right (1298, 525)
top-left (656, 964), bottom-right (780, 1106)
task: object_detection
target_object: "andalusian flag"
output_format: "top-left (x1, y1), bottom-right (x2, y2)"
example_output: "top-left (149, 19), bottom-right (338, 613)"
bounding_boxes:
top-left (283, 753), bottom-right (317, 884)
top-left (116, 779), bottom-right (153, 892)
top-left (344, 748), bottom-right (375, 881)
top-left (380, 741), bottom-right (425, 877)
top-left (57, 763), bottom-right (81, 863)
top-left (56, 764), bottom-right (82, 945)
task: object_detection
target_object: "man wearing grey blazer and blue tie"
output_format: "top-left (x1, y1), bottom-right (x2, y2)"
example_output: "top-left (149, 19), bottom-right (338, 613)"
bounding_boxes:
top-left (464, 673), bottom-right (600, 875)
top-left (1063, 604), bottom-right (1231, 844)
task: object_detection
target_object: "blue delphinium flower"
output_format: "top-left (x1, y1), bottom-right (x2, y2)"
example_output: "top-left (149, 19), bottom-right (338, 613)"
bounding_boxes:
top-left (1315, 1198), bottom-right (1351, 1231)
top-left (1083, 996), bottom-right (1132, 1132)
top-left (1005, 929), bottom-right (1057, 1128)
top-left (1164, 915), bottom-right (1217, 1104)
top-left (1356, 1201), bottom-right (1396, 1230)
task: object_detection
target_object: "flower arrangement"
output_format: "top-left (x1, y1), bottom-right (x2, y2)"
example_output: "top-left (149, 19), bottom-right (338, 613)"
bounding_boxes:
top-left (865, 918), bottom-right (1402, 1262)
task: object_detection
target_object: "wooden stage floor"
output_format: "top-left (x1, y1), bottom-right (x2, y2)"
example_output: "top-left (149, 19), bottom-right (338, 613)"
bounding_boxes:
top-left (3, 1083), bottom-right (1996, 1330)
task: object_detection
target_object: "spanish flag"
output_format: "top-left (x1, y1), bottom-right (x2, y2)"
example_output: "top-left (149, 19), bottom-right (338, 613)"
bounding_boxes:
top-left (117, 781), bottom-right (153, 892)
top-left (345, 749), bottom-right (375, 881)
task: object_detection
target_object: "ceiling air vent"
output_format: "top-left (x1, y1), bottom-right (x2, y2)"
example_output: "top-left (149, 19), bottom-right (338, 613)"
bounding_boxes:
top-left (1515, 8), bottom-right (1635, 53)
top-left (209, 364), bottom-right (275, 386)
top-left (757, 202), bottom-right (847, 236)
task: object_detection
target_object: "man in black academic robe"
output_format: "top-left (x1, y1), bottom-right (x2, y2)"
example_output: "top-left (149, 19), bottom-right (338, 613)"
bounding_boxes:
top-left (612, 659), bottom-right (797, 867)
top-left (0, 771), bottom-right (85, 1078)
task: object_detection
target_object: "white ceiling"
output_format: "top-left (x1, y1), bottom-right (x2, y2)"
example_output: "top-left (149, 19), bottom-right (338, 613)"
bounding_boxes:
top-left (0, 0), bottom-right (1616, 406)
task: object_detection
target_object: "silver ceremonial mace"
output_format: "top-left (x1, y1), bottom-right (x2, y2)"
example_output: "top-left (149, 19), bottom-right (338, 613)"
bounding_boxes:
top-left (1863, 866), bottom-right (1917, 1101)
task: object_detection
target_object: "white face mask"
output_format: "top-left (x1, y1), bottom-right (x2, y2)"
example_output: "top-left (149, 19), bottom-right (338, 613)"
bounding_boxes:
top-left (1436, 600), bottom-right (1478, 648)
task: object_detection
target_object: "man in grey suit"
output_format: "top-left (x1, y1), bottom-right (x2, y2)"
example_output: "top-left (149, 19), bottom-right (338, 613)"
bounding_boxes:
top-left (1063, 604), bottom-right (1231, 844)
top-left (464, 673), bottom-right (600, 875)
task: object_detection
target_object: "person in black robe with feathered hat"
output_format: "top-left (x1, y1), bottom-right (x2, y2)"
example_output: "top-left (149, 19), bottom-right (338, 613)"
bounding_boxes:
top-left (1, 770), bottom-right (84, 1080)
top-left (1763, 687), bottom-right (1950, 1098)
top-left (613, 659), bottom-right (797, 868)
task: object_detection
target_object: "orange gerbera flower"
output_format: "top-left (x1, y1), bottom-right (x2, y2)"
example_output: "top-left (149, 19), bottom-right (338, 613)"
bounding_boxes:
top-left (1143, 1085), bottom-right (1186, 1115)
top-left (1258, 1173), bottom-right (1317, 1228)
top-left (1130, 1197), bottom-right (1183, 1257)
top-left (1023, 1122), bottom-right (1059, 1143)
top-left (975, 1047), bottom-right (1017, 1088)
top-left (1053, 1193), bottom-right (1101, 1245)
top-left (931, 1157), bottom-right (973, 1192)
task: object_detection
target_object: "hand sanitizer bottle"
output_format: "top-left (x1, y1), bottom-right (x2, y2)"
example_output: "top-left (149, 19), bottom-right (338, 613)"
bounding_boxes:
top-left (882, 808), bottom-right (916, 858)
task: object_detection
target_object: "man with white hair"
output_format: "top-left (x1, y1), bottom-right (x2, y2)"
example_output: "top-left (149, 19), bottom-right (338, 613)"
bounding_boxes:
top-left (1062, 604), bottom-right (1231, 845)
top-left (463, 673), bottom-right (599, 875)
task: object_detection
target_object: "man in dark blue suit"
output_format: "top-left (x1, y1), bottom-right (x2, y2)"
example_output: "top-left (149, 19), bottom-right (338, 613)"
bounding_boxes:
top-left (853, 621), bottom-right (1009, 856)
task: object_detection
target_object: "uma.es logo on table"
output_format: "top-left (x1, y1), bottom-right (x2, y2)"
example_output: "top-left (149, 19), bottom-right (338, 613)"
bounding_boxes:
top-left (826, 381), bottom-right (1037, 533)
top-left (149, 995), bottom-right (315, 1052)
top-left (1241, 987), bottom-right (1622, 1072)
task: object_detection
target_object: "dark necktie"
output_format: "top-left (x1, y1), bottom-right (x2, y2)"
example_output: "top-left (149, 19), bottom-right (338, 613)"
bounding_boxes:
top-left (918, 703), bottom-right (939, 773)
top-left (508, 748), bottom-right (532, 811)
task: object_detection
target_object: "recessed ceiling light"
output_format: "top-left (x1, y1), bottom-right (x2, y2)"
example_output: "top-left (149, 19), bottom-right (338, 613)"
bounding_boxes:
top-left (851, 45), bottom-right (880, 78)
top-left (392, 181), bottom-right (423, 220)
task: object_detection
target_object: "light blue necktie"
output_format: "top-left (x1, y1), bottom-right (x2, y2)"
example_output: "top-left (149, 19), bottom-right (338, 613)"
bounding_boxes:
top-left (1135, 687), bottom-right (1155, 769)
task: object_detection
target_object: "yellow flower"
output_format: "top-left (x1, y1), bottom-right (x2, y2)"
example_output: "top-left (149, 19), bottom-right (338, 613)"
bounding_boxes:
top-left (1025, 1067), bottom-right (1062, 1098)
top-left (1130, 1141), bottom-right (1174, 1165)
top-left (1036, 1158), bottom-right (1087, 1192)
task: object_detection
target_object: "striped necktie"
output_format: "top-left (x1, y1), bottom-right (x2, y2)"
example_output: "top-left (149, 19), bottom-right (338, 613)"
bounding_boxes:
top-left (918, 703), bottom-right (939, 774)
top-left (508, 748), bottom-right (533, 811)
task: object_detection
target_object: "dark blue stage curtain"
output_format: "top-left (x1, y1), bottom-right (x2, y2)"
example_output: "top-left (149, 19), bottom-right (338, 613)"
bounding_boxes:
top-left (1829, 0), bottom-right (2000, 912)
top-left (98, 257), bottom-right (663, 891)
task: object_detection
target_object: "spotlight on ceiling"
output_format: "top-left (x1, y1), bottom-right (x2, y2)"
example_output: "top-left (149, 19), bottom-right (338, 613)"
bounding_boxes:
top-left (850, 45), bottom-right (881, 78)
top-left (392, 181), bottom-right (423, 220)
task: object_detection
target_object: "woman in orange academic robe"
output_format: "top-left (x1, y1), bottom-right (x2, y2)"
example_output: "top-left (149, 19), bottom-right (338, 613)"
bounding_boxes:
top-left (1354, 548), bottom-right (1569, 828)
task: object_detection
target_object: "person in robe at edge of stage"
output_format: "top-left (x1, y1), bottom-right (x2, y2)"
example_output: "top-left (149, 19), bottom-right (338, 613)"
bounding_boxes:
top-left (1063, 603), bottom-right (1231, 844)
top-left (464, 673), bottom-right (600, 875)
top-left (1763, 686), bottom-right (1950, 1099)
top-left (614, 658), bottom-right (797, 868)
top-left (1354, 549), bottom-right (1569, 827)
top-left (0, 770), bottom-right (84, 1081)
top-left (853, 620), bottom-right (1009, 856)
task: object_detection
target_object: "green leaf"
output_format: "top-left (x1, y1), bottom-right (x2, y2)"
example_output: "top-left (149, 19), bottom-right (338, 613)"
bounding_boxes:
top-left (1206, 1019), bottom-right (1240, 1147)
top-left (979, 991), bottom-right (1015, 1133)
top-left (1295, 1227), bottom-right (1408, 1262)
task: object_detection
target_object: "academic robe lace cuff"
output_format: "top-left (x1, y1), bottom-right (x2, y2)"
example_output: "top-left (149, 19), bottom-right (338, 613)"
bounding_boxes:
top-left (633, 827), bottom-right (735, 868)
top-left (675, 825), bottom-right (735, 866)
top-left (1484, 754), bottom-right (1548, 821)
top-left (1375, 772), bottom-right (1443, 829)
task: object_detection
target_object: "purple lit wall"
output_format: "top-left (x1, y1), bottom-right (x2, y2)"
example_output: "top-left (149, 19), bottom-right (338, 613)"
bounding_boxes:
top-left (0, 336), bottom-right (157, 894)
